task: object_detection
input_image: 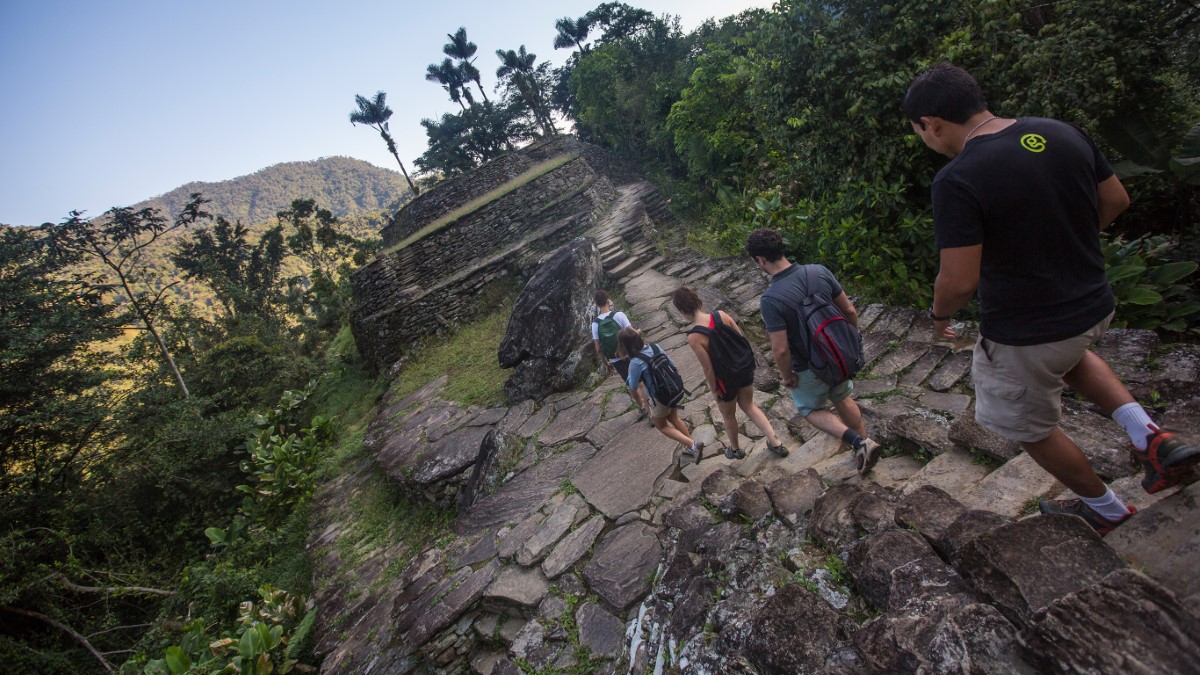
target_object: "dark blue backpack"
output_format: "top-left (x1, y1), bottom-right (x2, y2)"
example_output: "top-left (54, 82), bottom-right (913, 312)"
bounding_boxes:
top-left (631, 344), bottom-right (687, 407)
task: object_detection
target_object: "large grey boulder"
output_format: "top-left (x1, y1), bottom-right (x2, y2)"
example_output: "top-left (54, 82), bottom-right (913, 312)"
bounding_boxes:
top-left (498, 237), bottom-right (604, 402)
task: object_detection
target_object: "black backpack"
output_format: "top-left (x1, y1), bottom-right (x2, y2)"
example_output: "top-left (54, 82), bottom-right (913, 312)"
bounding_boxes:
top-left (631, 344), bottom-right (687, 408)
top-left (687, 309), bottom-right (755, 393)
top-left (795, 266), bottom-right (864, 387)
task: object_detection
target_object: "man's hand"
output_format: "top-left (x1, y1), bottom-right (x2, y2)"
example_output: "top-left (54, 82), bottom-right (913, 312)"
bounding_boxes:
top-left (605, 361), bottom-right (616, 374)
top-left (780, 371), bottom-right (798, 389)
top-left (933, 318), bottom-right (956, 340)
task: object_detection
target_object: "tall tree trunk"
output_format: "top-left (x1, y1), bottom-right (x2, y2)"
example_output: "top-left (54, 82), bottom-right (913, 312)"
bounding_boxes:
top-left (380, 128), bottom-right (419, 195)
top-left (107, 253), bottom-right (190, 398)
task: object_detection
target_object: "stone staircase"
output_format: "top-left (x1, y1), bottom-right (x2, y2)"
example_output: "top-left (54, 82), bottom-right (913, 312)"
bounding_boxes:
top-left (308, 180), bottom-right (1200, 674)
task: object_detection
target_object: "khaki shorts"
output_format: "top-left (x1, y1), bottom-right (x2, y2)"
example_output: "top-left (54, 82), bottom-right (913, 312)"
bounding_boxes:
top-left (651, 399), bottom-right (676, 419)
top-left (972, 312), bottom-right (1114, 443)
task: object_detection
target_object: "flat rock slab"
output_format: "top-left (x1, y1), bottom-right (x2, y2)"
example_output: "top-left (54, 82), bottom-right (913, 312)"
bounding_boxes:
top-left (573, 417), bottom-right (677, 519)
top-left (765, 468), bottom-right (824, 526)
top-left (853, 377), bottom-right (897, 397)
top-left (583, 521), bottom-right (662, 612)
top-left (890, 410), bottom-right (956, 456)
top-left (868, 307), bottom-right (915, 338)
top-left (484, 566), bottom-right (550, 612)
top-left (955, 514), bottom-right (1126, 626)
top-left (864, 454), bottom-right (924, 489)
top-left (455, 443), bottom-right (598, 536)
top-left (960, 452), bottom-right (1063, 518)
top-left (899, 345), bottom-right (950, 388)
top-left (516, 494), bottom-right (590, 566)
top-left (869, 341), bottom-right (929, 378)
top-left (542, 514), bottom-right (606, 579)
top-left (1021, 568), bottom-right (1200, 673)
top-left (537, 403), bottom-right (602, 447)
top-left (413, 425), bottom-right (493, 484)
top-left (576, 602), bottom-right (626, 657)
top-left (498, 399), bottom-right (535, 434)
top-left (901, 447), bottom-right (993, 502)
top-left (586, 408), bottom-right (639, 446)
top-left (917, 390), bottom-right (972, 415)
top-left (398, 558), bottom-right (501, 649)
top-left (1105, 480), bottom-right (1200, 613)
top-left (949, 414), bottom-right (1021, 463)
top-left (516, 404), bottom-right (555, 437)
top-left (623, 268), bottom-right (678, 307)
top-left (927, 350), bottom-right (972, 392)
top-left (862, 331), bottom-right (898, 368)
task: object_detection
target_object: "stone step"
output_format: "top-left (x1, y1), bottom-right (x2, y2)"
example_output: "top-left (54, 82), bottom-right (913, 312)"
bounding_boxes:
top-left (958, 452), bottom-right (1064, 518)
top-left (601, 249), bottom-right (629, 269)
top-left (631, 255), bottom-right (666, 277)
top-left (608, 254), bottom-right (647, 278)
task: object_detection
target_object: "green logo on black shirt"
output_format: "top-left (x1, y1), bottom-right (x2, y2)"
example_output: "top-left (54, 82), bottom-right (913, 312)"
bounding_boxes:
top-left (1021, 134), bottom-right (1046, 153)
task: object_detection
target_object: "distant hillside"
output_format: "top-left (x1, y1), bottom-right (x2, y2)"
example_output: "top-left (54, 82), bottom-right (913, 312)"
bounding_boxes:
top-left (52, 156), bottom-right (409, 322)
top-left (134, 156), bottom-right (411, 225)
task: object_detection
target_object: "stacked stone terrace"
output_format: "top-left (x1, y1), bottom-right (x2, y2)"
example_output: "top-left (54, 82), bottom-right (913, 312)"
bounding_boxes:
top-left (351, 137), bottom-right (645, 370)
top-left (319, 170), bottom-right (1200, 673)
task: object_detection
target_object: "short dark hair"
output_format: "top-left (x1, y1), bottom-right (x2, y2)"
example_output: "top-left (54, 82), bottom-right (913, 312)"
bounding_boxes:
top-left (902, 62), bottom-right (987, 126)
top-left (616, 326), bottom-right (643, 359)
top-left (671, 286), bottom-right (703, 316)
top-left (594, 289), bottom-right (610, 308)
top-left (746, 228), bottom-right (785, 262)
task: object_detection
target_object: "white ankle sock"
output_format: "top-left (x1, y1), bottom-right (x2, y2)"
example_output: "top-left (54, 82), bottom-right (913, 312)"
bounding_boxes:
top-left (1112, 402), bottom-right (1157, 450)
top-left (1078, 487), bottom-right (1131, 520)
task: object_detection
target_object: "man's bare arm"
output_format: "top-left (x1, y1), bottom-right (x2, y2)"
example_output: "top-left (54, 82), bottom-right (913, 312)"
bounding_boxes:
top-left (832, 292), bottom-right (858, 328)
top-left (768, 329), bottom-right (795, 387)
top-left (1096, 175), bottom-right (1130, 230)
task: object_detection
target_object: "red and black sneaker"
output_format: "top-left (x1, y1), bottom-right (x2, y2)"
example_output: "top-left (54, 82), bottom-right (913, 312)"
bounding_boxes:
top-left (1038, 499), bottom-right (1136, 537)
top-left (1131, 429), bottom-right (1200, 494)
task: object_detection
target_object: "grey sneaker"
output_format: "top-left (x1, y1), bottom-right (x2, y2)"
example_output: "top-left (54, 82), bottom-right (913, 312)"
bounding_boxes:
top-left (854, 439), bottom-right (881, 476)
top-left (767, 441), bottom-right (789, 458)
top-left (724, 446), bottom-right (746, 460)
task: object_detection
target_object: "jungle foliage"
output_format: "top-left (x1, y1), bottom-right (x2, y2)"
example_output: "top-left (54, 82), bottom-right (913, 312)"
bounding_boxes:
top-left (558, 0), bottom-right (1200, 330)
top-left (0, 194), bottom-right (377, 673)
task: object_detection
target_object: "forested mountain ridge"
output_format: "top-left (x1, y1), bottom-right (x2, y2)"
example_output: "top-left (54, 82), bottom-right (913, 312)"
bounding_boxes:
top-left (129, 155), bottom-right (411, 227)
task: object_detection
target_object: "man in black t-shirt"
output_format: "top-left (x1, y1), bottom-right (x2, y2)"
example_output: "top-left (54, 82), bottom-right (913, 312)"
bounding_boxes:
top-left (903, 63), bottom-right (1197, 535)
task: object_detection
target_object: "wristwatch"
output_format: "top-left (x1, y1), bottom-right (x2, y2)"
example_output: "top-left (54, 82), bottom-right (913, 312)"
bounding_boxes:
top-left (928, 308), bottom-right (952, 321)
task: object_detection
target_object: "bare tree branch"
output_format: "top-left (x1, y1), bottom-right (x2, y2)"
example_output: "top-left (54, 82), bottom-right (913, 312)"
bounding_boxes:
top-left (0, 605), bottom-right (114, 673)
top-left (50, 573), bottom-right (174, 597)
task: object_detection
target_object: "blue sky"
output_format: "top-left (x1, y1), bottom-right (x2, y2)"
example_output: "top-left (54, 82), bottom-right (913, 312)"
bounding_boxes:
top-left (0, 0), bottom-right (770, 226)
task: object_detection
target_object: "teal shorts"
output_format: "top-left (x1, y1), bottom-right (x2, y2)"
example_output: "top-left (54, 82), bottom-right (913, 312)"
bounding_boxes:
top-left (788, 369), bottom-right (854, 416)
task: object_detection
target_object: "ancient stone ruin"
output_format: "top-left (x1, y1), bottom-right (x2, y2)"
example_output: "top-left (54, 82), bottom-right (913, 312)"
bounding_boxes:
top-left (333, 137), bottom-right (1200, 674)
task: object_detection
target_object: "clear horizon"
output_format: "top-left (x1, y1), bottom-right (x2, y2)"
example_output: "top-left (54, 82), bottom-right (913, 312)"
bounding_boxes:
top-left (0, 0), bottom-right (770, 227)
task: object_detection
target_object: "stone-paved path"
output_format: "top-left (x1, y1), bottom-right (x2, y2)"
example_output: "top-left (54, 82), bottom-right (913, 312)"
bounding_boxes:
top-left (309, 182), bottom-right (1200, 674)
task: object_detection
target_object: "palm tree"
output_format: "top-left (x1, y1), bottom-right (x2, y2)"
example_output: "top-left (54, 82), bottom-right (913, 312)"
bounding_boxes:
top-left (553, 16), bottom-right (591, 53)
top-left (443, 27), bottom-right (489, 104)
top-left (349, 91), bottom-right (419, 196)
top-left (426, 59), bottom-right (469, 111)
top-left (496, 46), bottom-right (555, 136)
